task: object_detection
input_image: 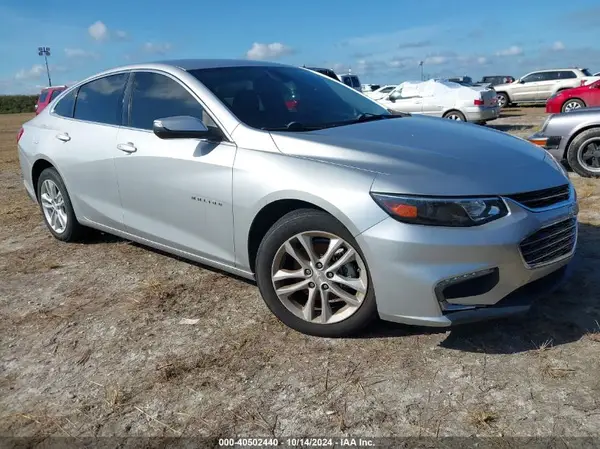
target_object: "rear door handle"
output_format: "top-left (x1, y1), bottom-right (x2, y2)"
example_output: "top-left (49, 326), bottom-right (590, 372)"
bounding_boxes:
top-left (56, 133), bottom-right (71, 142)
top-left (117, 142), bottom-right (137, 153)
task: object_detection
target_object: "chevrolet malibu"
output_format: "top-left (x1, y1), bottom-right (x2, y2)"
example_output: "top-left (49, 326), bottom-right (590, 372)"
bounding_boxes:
top-left (17, 59), bottom-right (579, 337)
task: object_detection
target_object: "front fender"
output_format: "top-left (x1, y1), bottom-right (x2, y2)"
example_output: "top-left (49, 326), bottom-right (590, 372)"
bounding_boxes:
top-left (231, 148), bottom-right (388, 271)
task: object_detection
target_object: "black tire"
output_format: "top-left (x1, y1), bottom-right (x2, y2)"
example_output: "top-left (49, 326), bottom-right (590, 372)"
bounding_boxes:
top-left (566, 128), bottom-right (600, 178)
top-left (255, 209), bottom-right (377, 337)
top-left (561, 98), bottom-right (586, 113)
top-left (496, 92), bottom-right (510, 108)
top-left (443, 110), bottom-right (466, 121)
top-left (36, 167), bottom-right (87, 242)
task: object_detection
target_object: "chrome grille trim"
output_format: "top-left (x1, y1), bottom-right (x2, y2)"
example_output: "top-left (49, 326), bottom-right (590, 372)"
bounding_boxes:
top-left (505, 184), bottom-right (571, 210)
top-left (519, 217), bottom-right (577, 268)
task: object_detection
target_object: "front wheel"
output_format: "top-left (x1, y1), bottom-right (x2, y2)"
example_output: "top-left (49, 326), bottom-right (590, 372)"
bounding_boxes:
top-left (255, 209), bottom-right (377, 337)
top-left (566, 128), bottom-right (600, 178)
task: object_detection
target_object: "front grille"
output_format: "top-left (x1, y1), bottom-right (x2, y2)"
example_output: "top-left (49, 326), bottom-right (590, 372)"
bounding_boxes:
top-left (505, 184), bottom-right (570, 209)
top-left (519, 217), bottom-right (577, 268)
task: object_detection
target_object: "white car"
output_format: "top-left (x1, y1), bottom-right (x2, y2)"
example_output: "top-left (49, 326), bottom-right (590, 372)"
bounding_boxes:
top-left (494, 68), bottom-right (600, 108)
top-left (377, 80), bottom-right (499, 123)
top-left (364, 85), bottom-right (397, 100)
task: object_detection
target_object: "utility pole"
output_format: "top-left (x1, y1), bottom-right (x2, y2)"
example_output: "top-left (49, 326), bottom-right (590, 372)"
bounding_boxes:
top-left (419, 61), bottom-right (424, 81)
top-left (38, 46), bottom-right (52, 86)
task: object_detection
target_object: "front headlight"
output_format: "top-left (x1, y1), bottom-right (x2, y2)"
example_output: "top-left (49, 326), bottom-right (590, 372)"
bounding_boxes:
top-left (371, 193), bottom-right (508, 227)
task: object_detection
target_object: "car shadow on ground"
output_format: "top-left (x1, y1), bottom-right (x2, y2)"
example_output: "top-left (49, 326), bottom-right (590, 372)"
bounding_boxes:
top-left (487, 124), bottom-right (535, 133)
top-left (360, 222), bottom-right (600, 355)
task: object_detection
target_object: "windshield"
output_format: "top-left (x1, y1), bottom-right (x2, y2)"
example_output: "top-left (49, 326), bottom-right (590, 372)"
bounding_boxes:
top-left (189, 66), bottom-right (389, 130)
top-left (581, 68), bottom-right (593, 77)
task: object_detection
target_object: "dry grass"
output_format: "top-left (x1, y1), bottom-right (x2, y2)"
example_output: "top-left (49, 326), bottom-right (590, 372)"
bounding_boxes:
top-left (2, 109), bottom-right (600, 438)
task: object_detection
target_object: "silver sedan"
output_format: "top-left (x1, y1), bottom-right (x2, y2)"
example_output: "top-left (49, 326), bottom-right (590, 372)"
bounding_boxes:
top-left (17, 59), bottom-right (578, 337)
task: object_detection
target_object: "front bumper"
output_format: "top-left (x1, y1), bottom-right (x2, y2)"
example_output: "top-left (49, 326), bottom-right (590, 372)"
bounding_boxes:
top-left (465, 106), bottom-right (500, 122)
top-left (356, 198), bottom-right (577, 327)
top-left (527, 132), bottom-right (563, 161)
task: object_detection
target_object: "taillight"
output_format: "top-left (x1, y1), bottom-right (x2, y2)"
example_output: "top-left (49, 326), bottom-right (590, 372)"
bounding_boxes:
top-left (17, 128), bottom-right (24, 143)
top-left (474, 98), bottom-right (484, 106)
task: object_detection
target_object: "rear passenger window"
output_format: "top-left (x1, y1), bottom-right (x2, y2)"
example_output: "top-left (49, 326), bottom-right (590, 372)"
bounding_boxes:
top-left (74, 73), bottom-right (128, 125)
top-left (53, 88), bottom-right (77, 118)
top-left (558, 71), bottom-right (577, 79)
top-left (38, 91), bottom-right (49, 103)
top-left (128, 72), bottom-right (217, 131)
top-left (49, 90), bottom-right (63, 102)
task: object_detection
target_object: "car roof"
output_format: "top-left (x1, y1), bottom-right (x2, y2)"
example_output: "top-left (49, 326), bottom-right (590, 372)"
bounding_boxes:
top-left (529, 68), bottom-right (585, 72)
top-left (153, 59), bottom-right (290, 71)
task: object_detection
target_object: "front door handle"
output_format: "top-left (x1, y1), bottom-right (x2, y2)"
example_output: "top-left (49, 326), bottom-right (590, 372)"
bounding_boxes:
top-left (56, 133), bottom-right (71, 142)
top-left (117, 142), bottom-right (137, 153)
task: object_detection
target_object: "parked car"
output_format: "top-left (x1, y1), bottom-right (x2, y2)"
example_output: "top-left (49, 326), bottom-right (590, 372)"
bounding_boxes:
top-left (528, 106), bottom-right (600, 178)
top-left (378, 79), bottom-right (499, 123)
top-left (494, 68), bottom-right (600, 108)
top-left (35, 85), bottom-right (67, 115)
top-left (364, 84), bottom-right (397, 100)
top-left (447, 76), bottom-right (474, 86)
top-left (546, 80), bottom-right (600, 113)
top-left (594, 72), bottom-right (600, 77)
top-left (304, 67), bottom-right (339, 81)
top-left (337, 72), bottom-right (362, 92)
top-left (476, 76), bottom-right (515, 88)
top-left (18, 59), bottom-right (577, 337)
top-left (361, 84), bottom-right (381, 92)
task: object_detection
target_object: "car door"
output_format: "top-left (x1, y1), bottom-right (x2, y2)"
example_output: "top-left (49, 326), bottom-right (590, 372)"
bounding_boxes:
top-left (379, 86), bottom-right (423, 114)
top-left (535, 71), bottom-right (560, 101)
top-left (46, 73), bottom-right (128, 230)
top-left (512, 72), bottom-right (544, 102)
top-left (113, 70), bottom-right (236, 265)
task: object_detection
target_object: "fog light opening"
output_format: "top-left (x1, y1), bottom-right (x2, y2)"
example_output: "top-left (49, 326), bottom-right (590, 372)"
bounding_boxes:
top-left (435, 268), bottom-right (500, 313)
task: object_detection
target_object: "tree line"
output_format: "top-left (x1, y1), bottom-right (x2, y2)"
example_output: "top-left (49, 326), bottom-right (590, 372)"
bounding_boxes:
top-left (0, 95), bottom-right (38, 114)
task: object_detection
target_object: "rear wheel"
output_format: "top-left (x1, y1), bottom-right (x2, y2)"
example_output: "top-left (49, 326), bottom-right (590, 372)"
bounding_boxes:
top-left (562, 98), bottom-right (585, 113)
top-left (37, 167), bottom-right (87, 242)
top-left (566, 128), bottom-right (600, 178)
top-left (496, 92), bottom-right (510, 108)
top-left (443, 110), bottom-right (466, 121)
top-left (255, 209), bottom-right (377, 337)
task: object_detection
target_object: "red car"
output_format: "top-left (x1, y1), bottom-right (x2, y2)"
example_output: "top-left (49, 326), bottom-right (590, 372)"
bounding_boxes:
top-left (545, 79), bottom-right (600, 113)
top-left (35, 85), bottom-right (67, 115)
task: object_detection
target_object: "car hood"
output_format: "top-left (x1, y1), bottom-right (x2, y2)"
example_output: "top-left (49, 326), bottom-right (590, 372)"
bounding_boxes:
top-left (270, 116), bottom-right (568, 196)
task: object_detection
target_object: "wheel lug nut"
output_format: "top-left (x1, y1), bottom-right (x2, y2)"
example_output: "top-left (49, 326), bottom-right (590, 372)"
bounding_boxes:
top-left (322, 284), bottom-right (329, 290)
top-left (304, 269), bottom-right (312, 276)
top-left (316, 262), bottom-right (323, 269)
top-left (309, 282), bottom-right (315, 288)
top-left (326, 272), bottom-right (333, 279)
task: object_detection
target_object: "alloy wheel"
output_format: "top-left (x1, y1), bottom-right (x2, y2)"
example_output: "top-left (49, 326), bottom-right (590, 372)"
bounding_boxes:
top-left (271, 231), bottom-right (368, 324)
top-left (577, 138), bottom-right (600, 173)
top-left (40, 179), bottom-right (68, 234)
top-left (563, 100), bottom-right (582, 112)
top-left (446, 113), bottom-right (463, 121)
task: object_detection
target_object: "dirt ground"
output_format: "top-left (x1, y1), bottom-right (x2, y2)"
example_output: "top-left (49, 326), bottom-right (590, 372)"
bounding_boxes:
top-left (1, 108), bottom-right (600, 441)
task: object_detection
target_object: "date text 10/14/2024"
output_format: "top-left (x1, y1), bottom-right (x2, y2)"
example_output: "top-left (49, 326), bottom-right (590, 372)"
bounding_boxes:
top-left (218, 437), bottom-right (375, 447)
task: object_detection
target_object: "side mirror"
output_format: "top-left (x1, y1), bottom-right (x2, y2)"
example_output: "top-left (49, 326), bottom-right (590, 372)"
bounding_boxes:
top-left (153, 115), bottom-right (216, 140)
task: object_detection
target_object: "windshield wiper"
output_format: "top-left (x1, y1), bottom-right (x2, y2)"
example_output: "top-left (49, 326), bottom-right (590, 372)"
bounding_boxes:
top-left (356, 112), bottom-right (411, 122)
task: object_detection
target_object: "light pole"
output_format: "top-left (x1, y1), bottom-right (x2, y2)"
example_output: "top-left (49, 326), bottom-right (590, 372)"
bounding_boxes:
top-left (38, 46), bottom-right (52, 87)
top-left (419, 61), bottom-right (424, 81)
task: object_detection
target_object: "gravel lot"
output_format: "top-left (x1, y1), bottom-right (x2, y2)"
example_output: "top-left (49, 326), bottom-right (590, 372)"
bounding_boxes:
top-left (1, 108), bottom-right (600, 441)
